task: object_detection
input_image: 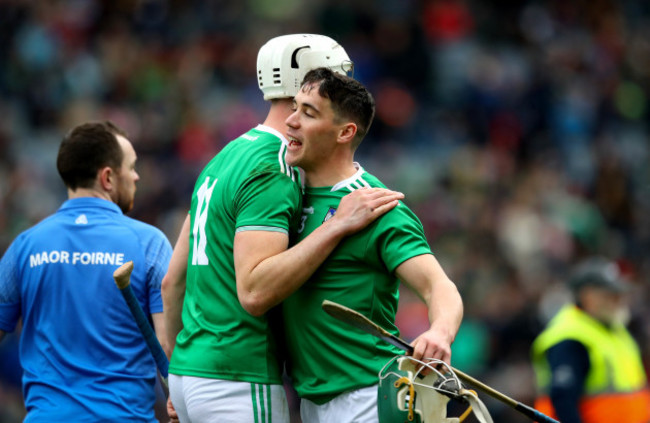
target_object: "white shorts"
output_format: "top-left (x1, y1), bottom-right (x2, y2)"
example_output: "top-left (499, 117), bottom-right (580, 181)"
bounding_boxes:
top-left (168, 374), bottom-right (289, 423)
top-left (300, 384), bottom-right (379, 423)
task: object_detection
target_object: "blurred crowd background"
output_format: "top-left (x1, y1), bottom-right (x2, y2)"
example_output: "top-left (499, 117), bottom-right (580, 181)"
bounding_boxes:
top-left (1, 0), bottom-right (650, 421)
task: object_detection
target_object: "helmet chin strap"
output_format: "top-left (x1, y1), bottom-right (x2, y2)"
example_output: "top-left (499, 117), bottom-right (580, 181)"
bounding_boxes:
top-left (393, 376), bottom-right (416, 421)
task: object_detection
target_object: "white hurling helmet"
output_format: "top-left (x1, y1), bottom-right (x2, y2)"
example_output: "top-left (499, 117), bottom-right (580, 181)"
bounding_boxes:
top-left (257, 34), bottom-right (354, 100)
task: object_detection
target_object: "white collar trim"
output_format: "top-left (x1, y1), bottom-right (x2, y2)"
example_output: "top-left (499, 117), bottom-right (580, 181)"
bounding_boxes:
top-left (255, 124), bottom-right (289, 145)
top-left (331, 162), bottom-right (366, 191)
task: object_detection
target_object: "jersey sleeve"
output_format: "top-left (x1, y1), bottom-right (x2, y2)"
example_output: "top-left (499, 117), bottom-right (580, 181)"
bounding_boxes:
top-left (145, 231), bottom-right (173, 315)
top-left (0, 240), bottom-right (22, 331)
top-left (373, 203), bottom-right (432, 274)
top-left (234, 171), bottom-right (301, 234)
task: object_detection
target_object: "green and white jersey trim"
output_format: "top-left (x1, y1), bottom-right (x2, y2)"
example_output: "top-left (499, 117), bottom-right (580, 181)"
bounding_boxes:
top-left (236, 225), bottom-right (289, 234)
top-left (331, 162), bottom-right (371, 191)
top-left (256, 124), bottom-right (296, 182)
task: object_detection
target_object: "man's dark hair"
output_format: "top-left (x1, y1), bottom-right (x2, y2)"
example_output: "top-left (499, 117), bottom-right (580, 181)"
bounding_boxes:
top-left (301, 67), bottom-right (375, 146)
top-left (57, 121), bottom-right (127, 190)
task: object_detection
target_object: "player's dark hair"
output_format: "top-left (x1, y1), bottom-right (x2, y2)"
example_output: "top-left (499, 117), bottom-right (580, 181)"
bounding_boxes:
top-left (57, 121), bottom-right (127, 190)
top-left (301, 67), bottom-right (375, 146)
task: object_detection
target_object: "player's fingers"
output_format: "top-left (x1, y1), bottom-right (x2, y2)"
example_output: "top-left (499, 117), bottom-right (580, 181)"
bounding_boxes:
top-left (429, 349), bottom-right (451, 369)
top-left (370, 193), bottom-right (404, 208)
top-left (363, 187), bottom-right (404, 201)
top-left (340, 188), bottom-right (403, 212)
top-left (438, 348), bottom-right (451, 364)
top-left (410, 338), bottom-right (427, 360)
top-left (167, 397), bottom-right (179, 422)
top-left (411, 340), bottom-right (439, 375)
top-left (371, 200), bottom-right (400, 216)
top-left (412, 336), bottom-right (451, 369)
top-left (347, 187), bottom-right (398, 200)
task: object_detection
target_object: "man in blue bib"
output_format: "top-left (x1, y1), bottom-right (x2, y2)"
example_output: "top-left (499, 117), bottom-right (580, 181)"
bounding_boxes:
top-left (0, 121), bottom-right (173, 422)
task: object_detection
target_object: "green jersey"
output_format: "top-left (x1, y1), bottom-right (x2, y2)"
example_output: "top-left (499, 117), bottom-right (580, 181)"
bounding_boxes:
top-left (170, 125), bottom-right (302, 384)
top-left (282, 164), bottom-right (432, 404)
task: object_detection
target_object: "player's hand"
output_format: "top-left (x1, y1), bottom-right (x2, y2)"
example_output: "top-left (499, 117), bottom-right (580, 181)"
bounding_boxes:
top-left (167, 397), bottom-right (179, 423)
top-left (409, 326), bottom-right (453, 373)
top-left (331, 187), bottom-right (404, 236)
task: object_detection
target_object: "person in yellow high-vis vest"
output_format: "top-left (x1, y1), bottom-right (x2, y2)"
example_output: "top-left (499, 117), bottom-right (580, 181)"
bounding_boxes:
top-left (531, 257), bottom-right (650, 423)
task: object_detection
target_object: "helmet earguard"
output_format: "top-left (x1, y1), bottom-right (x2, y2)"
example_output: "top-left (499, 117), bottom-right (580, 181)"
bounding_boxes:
top-left (256, 34), bottom-right (354, 100)
top-left (378, 356), bottom-right (494, 423)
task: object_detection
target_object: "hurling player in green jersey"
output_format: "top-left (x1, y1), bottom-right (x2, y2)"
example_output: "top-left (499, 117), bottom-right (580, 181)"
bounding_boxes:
top-left (281, 67), bottom-right (464, 422)
top-left (161, 35), bottom-right (404, 423)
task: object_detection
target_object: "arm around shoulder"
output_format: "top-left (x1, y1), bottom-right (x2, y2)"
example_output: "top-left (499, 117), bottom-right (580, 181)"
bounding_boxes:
top-left (234, 187), bottom-right (405, 317)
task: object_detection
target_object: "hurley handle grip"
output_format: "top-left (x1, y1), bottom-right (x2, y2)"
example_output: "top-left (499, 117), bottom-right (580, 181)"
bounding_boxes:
top-left (113, 261), bottom-right (169, 380)
top-left (113, 260), bottom-right (134, 289)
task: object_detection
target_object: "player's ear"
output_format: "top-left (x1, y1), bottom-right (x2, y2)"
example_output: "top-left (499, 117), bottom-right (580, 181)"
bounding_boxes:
top-left (337, 122), bottom-right (357, 146)
top-left (98, 166), bottom-right (114, 191)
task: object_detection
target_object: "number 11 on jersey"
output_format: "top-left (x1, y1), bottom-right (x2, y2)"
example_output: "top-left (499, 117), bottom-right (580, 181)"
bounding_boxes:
top-left (192, 177), bottom-right (217, 265)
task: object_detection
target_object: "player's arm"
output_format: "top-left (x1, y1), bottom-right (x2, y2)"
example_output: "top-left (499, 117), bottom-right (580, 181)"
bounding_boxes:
top-left (395, 254), bottom-right (463, 364)
top-left (0, 243), bottom-right (19, 346)
top-left (235, 187), bottom-right (404, 317)
top-left (160, 214), bottom-right (189, 357)
top-left (150, 312), bottom-right (168, 358)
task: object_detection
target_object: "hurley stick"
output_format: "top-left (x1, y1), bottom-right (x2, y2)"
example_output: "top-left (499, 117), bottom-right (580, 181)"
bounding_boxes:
top-left (113, 261), bottom-right (169, 384)
top-left (321, 300), bottom-right (559, 423)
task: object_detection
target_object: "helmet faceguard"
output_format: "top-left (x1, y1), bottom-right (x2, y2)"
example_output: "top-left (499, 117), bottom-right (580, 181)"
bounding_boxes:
top-left (378, 356), bottom-right (494, 423)
top-left (256, 34), bottom-right (354, 100)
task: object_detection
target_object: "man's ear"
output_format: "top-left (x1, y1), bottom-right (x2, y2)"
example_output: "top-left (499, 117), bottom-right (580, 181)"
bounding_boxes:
top-left (98, 166), bottom-right (114, 192)
top-left (337, 122), bottom-right (358, 146)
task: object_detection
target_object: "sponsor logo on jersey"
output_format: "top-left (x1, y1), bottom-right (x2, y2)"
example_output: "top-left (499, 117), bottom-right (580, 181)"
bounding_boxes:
top-left (323, 207), bottom-right (337, 223)
top-left (75, 214), bottom-right (88, 224)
